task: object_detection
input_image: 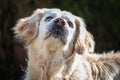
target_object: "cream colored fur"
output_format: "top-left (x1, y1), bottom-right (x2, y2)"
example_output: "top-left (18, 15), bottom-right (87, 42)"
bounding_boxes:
top-left (13, 8), bottom-right (120, 80)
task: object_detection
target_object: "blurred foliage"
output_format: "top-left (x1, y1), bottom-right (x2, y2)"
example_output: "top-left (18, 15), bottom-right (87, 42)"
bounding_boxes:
top-left (0, 0), bottom-right (120, 80)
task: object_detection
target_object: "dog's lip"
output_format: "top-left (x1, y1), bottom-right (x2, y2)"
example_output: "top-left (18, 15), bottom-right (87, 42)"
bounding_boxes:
top-left (60, 36), bottom-right (66, 44)
top-left (44, 31), bottom-right (66, 44)
top-left (44, 31), bottom-right (52, 40)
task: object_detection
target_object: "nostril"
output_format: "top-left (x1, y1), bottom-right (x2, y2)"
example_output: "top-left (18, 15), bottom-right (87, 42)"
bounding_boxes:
top-left (54, 18), bottom-right (65, 27)
top-left (54, 18), bottom-right (59, 23)
top-left (62, 20), bottom-right (65, 25)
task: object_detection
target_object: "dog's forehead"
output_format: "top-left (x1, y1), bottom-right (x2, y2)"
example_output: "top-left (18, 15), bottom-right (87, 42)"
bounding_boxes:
top-left (45, 9), bottom-right (61, 16)
top-left (45, 9), bottom-right (75, 19)
top-left (62, 11), bottom-right (75, 20)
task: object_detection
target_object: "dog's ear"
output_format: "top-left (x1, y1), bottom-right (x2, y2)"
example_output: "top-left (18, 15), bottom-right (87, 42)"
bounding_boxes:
top-left (13, 8), bottom-right (48, 43)
top-left (75, 17), bottom-right (95, 54)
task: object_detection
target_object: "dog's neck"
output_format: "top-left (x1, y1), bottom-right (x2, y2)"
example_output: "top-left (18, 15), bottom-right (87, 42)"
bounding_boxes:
top-left (26, 38), bottom-right (75, 79)
top-left (27, 36), bottom-right (74, 58)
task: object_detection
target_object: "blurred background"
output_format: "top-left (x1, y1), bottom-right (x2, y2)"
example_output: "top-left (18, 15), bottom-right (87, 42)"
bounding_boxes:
top-left (0, 0), bottom-right (120, 80)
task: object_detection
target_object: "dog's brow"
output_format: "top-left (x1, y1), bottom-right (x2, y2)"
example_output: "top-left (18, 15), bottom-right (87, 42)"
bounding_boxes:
top-left (50, 13), bottom-right (57, 16)
top-left (45, 12), bottom-right (57, 17)
top-left (62, 15), bottom-right (70, 20)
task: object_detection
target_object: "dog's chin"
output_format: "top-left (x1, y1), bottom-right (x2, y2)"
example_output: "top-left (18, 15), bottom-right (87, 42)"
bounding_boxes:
top-left (44, 31), bottom-right (67, 44)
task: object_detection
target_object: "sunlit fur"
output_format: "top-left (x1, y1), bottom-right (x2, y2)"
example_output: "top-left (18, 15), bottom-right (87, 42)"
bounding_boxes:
top-left (13, 8), bottom-right (120, 80)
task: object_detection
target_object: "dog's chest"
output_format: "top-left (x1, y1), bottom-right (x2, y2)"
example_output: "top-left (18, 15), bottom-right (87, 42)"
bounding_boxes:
top-left (28, 51), bottom-right (65, 79)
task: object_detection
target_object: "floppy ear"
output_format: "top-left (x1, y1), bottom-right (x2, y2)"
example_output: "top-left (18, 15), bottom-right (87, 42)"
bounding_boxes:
top-left (13, 8), bottom-right (48, 43)
top-left (75, 17), bottom-right (95, 54)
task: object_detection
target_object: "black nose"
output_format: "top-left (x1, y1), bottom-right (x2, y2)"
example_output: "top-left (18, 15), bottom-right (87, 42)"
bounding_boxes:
top-left (54, 18), bottom-right (65, 27)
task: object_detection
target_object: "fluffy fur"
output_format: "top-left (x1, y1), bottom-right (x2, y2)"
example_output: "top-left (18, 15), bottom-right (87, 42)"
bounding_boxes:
top-left (13, 8), bottom-right (120, 80)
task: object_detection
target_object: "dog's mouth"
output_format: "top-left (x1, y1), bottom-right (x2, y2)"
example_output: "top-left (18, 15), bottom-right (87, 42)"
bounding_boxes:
top-left (44, 30), bottom-right (67, 44)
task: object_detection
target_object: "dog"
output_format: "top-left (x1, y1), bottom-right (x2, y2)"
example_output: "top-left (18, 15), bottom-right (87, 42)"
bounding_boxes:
top-left (13, 8), bottom-right (120, 80)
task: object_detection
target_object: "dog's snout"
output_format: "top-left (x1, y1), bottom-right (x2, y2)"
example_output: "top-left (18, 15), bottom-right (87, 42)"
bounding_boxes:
top-left (54, 18), bottom-right (65, 27)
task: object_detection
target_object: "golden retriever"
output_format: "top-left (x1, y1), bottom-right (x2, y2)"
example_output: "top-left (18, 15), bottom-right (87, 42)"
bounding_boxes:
top-left (13, 8), bottom-right (120, 80)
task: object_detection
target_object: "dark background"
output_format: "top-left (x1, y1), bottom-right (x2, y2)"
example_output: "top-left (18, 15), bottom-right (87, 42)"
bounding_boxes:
top-left (0, 0), bottom-right (120, 80)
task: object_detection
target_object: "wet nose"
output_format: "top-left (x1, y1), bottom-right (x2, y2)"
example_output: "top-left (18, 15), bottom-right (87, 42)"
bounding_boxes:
top-left (54, 18), bottom-right (65, 27)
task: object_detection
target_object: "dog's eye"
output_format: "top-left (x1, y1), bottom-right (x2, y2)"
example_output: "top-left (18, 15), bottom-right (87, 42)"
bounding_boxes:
top-left (67, 21), bottom-right (73, 28)
top-left (45, 16), bottom-right (53, 22)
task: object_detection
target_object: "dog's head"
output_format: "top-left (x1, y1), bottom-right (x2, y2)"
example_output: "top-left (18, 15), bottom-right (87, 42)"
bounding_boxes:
top-left (13, 8), bottom-right (95, 54)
